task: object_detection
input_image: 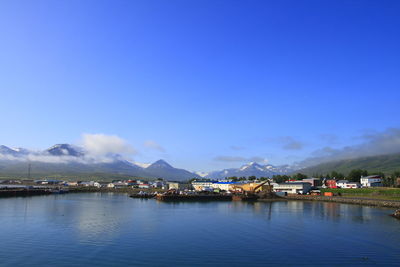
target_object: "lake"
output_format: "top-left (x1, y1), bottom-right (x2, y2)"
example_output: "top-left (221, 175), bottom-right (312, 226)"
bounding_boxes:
top-left (0, 193), bottom-right (399, 266)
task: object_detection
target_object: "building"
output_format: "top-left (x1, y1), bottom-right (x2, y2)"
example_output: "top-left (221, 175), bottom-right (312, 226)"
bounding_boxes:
top-left (360, 176), bottom-right (382, 187)
top-left (151, 181), bottom-right (166, 189)
top-left (336, 180), bottom-right (349, 188)
top-left (212, 182), bottom-right (237, 191)
top-left (273, 182), bottom-right (312, 194)
top-left (138, 183), bottom-right (150, 189)
top-left (325, 179), bottom-right (337, 189)
top-left (336, 180), bottom-right (361, 188)
top-left (301, 178), bottom-right (322, 187)
top-left (192, 181), bottom-right (217, 191)
top-left (168, 182), bottom-right (191, 190)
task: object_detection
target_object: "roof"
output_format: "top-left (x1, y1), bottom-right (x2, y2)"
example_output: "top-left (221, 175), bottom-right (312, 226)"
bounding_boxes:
top-left (362, 175), bottom-right (382, 179)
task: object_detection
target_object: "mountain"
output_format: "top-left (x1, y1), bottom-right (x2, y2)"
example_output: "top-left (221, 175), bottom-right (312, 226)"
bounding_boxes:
top-left (0, 145), bottom-right (28, 157)
top-left (0, 144), bottom-right (200, 181)
top-left (206, 162), bottom-right (294, 179)
top-left (298, 153), bottom-right (400, 176)
top-left (46, 144), bottom-right (84, 157)
top-left (145, 160), bottom-right (200, 180)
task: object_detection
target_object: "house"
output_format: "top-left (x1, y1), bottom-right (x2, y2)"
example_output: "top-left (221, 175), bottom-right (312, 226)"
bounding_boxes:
top-left (273, 182), bottom-right (312, 194)
top-left (325, 179), bottom-right (337, 188)
top-left (138, 183), bottom-right (150, 189)
top-left (151, 181), bottom-right (166, 189)
top-left (360, 176), bottom-right (382, 187)
top-left (336, 180), bottom-right (349, 188)
top-left (337, 180), bottom-right (361, 188)
top-left (107, 181), bottom-right (128, 188)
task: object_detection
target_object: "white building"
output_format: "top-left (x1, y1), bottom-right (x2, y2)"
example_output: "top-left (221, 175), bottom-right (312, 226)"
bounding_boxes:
top-left (273, 182), bottom-right (312, 194)
top-left (192, 181), bottom-right (217, 191)
top-left (360, 176), bottom-right (382, 187)
top-left (337, 180), bottom-right (361, 188)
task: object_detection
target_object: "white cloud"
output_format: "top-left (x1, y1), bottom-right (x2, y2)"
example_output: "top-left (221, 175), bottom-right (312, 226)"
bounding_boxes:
top-left (143, 140), bottom-right (165, 152)
top-left (81, 133), bottom-right (136, 157)
top-left (300, 127), bottom-right (400, 167)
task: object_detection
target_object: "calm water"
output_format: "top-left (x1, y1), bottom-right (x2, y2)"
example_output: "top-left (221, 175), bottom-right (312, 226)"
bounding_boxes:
top-left (0, 193), bottom-right (399, 266)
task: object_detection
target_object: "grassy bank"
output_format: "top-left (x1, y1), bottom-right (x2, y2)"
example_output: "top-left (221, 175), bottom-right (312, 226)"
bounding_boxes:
top-left (321, 188), bottom-right (400, 201)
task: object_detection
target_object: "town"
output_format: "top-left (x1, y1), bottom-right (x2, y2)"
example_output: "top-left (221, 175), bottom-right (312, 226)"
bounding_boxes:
top-left (0, 173), bottom-right (394, 198)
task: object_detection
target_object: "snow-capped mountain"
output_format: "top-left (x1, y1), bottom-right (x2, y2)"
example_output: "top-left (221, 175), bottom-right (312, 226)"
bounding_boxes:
top-left (0, 145), bottom-right (28, 157)
top-left (0, 143), bottom-right (293, 180)
top-left (206, 162), bottom-right (294, 179)
top-left (46, 144), bottom-right (84, 157)
top-left (0, 144), bottom-right (200, 181)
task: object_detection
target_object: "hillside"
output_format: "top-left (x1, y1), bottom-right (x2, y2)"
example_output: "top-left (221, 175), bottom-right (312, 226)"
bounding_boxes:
top-left (299, 153), bottom-right (400, 176)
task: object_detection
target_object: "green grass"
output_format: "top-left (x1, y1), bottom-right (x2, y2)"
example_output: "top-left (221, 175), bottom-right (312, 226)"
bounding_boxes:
top-left (321, 187), bottom-right (400, 201)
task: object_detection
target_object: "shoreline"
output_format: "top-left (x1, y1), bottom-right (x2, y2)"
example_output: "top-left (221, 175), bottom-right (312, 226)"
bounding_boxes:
top-left (275, 195), bottom-right (400, 208)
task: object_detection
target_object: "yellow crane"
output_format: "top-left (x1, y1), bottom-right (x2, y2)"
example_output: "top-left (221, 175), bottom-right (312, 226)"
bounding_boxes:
top-left (231, 180), bottom-right (274, 201)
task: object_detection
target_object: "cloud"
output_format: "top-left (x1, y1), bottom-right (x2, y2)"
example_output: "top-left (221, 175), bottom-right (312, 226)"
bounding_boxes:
top-left (143, 140), bottom-right (165, 152)
top-left (281, 136), bottom-right (304, 150)
top-left (81, 133), bottom-right (136, 157)
top-left (300, 127), bottom-right (400, 167)
top-left (214, 155), bottom-right (268, 164)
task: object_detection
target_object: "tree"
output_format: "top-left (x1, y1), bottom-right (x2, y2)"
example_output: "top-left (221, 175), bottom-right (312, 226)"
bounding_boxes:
top-left (347, 169), bottom-right (368, 182)
top-left (330, 171), bottom-right (344, 179)
top-left (248, 176), bottom-right (256, 181)
top-left (272, 174), bottom-right (289, 183)
top-left (292, 173), bottom-right (307, 180)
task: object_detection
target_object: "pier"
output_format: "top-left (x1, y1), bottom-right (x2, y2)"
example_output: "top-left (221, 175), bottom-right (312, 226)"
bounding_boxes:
top-left (0, 188), bottom-right (52, 198)
top-left (156, 193), bottom-right (232, 201)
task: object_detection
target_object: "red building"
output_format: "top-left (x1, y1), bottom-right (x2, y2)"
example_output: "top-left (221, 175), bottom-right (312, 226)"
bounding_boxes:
top-left (325, 179), bottom-right (337, 188)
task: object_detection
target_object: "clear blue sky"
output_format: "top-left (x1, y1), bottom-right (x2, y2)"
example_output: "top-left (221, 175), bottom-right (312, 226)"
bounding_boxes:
top-left (0, 0), bottom-right (399, 172)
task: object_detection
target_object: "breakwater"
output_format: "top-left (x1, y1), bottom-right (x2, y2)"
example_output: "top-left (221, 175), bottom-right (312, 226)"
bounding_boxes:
top-left (282, 195), bottom-right (400, 208)
top-left (0, 188), bottom-right (52, 198)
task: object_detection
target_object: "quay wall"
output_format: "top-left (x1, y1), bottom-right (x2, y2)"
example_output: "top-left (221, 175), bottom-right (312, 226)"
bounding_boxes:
top-left (281, 195), bottom-right (400, 208)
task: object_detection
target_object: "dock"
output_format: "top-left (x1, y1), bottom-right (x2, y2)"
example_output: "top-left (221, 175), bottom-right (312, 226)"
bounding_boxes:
top-left (0, 188), bottom-right (52, 198)
top-left (155, 193), bottom-right (232, 201)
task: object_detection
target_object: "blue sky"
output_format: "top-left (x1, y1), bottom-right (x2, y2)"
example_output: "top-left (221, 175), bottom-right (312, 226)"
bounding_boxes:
top-left (0, 0), bottom-right (399, 172)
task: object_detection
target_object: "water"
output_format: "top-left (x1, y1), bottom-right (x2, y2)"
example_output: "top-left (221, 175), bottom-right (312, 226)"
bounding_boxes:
top-left (0, 193), bottom-right (399, 266)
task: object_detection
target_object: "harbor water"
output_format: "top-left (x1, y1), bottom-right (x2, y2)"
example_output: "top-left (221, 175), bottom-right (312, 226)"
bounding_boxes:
top-left (0, 193), bottom-right (399, 266)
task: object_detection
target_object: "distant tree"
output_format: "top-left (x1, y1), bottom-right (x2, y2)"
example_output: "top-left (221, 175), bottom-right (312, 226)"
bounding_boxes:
top-left (248, 176), bottom-right (256, 181)
top-left (330, 171), bottom-right (344, 179)
top-left (292, 173), bottom-right (308, 180)
top-left (347, 169), bottom-right (368, 182)
top-left (272, 174), bottom-right (290, 183)
top-left (229, 176), bottom-right (238, 182)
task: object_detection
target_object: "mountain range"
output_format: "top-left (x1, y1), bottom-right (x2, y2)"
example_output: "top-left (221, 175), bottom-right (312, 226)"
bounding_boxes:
top-left (0, 144), bottom-right (295, 181)
top-left (204, 162), bottom-right (294, 179)
top-left (298, 153), bottom-right (400, 176)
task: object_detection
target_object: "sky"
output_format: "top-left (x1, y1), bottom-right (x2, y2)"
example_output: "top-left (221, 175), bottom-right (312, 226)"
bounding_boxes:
top-left (0, 0), bottom-right (399, 172)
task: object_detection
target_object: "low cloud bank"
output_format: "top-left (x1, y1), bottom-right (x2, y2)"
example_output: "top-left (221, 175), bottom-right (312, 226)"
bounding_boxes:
top-left (0, 134), bottom-right (137, 164)
top-left (299, 128), bottom-right (400, 167)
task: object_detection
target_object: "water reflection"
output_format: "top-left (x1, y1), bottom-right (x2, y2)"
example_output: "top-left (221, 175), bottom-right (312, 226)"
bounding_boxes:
top-left (0, 194), bottom-right (400, 267)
